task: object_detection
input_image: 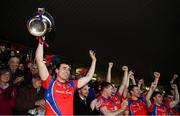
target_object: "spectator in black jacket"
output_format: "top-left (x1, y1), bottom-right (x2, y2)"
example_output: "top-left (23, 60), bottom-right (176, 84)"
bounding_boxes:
top-left (74, 84), bottom-right (94, 115)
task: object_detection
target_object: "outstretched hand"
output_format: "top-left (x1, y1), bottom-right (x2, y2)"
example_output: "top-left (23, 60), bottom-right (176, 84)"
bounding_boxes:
top-left (89, 50), bottom-right (96, 61)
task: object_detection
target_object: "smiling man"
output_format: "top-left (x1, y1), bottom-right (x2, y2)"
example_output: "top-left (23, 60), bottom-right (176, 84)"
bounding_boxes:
top-left (35, 40), bottom-right (97, 115)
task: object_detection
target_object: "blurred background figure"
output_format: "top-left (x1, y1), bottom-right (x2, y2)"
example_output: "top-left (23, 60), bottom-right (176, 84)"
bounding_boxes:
top-left (15, 74), bottom-right (45, 115)
top-left (0, 68), bottom-right (16, 115)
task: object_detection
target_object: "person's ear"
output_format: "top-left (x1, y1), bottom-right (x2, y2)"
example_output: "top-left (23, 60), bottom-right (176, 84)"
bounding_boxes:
top-left (78, 89), bottom-right (81, 94)
top-left (55, 69), bottom-right (58, 74)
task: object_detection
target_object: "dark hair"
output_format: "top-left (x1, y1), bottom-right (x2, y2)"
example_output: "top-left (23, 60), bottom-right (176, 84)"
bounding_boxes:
top-left (128, 85), bottom-right (138, 93)
top-left (32, 74), bottom-right (41, 80)
top-left (100, 82), bottom-right (112, 91)
top-left (152, 91), bottom-right (162, 98)
top-left (0, 68), bottom-right (15, 99)
top-left (111, 82), bottom-right (115, 85)
top-left (55, 59), bottom-right (72, 69)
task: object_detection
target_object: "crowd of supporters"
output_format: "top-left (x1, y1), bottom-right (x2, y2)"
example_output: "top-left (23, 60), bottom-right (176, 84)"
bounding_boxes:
top-left (0, 42), bottom-right (179, 115)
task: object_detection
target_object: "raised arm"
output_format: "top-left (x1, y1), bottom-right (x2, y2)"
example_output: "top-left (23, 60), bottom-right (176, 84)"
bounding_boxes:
top-left (146, 72), bottom-right (160, 108)
top-left (153, 72), bottom-right (160, 85)
top-left (125, 71), bottom-right (135, 89)
top-left (122, 71), bottom-right (134, 98)
top-left (138, 79), bottom-right (144, 89)
top-left (77, 50), bottom-right (96, 88)
top-left (169, 84), bottom-right (179, 108)
top-left (170, 74), bottom-right (178, 84)
top-left (129, 71), bottom-right (136, 85)
top-left (35, 40), bottom-right (49, 80)
top-left (118, 66), bottom-right (128, 96)
top-left (106, 62), bottom-right (113, 83)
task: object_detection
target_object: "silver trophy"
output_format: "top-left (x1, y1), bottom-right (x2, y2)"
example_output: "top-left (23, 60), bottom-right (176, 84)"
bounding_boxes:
top-left (27, 8), bottom-right (54, 37)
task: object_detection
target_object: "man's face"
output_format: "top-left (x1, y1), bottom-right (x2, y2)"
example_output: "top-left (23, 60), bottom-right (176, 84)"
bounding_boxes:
top-left (79, 85), bottom-right (89, 97)
top-left (105, 85), bottom-right (113, 97)
top-left (154, 94), bottom-right (163, 104)
top-left (131, 86), bottom-right (141, 98)
top-left (166, 94), bottom-right (174, 102)
top-left (111, 84), bottom-right (117, 93)
top-left (32, 78), bottom-right (42, 88)
top-left (8, 57), bottom-right (20, 71)
top-left (0, 46), bottom-right (5, 52)
top-left (56, 64), bottom-right (71, 81)
top-left (30, 64), bottom-right (38, 75)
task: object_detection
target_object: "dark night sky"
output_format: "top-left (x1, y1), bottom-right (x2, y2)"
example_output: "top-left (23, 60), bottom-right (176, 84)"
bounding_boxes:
top-left (0, 0), bottom-right (179, 85)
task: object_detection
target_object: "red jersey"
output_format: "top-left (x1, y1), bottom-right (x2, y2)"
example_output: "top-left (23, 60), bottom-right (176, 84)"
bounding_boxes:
top-left (128, 96), bottom-right (148, 115)
top-left (169, 106), bottom-right (179, 115)
top-left (97, 95), bottom-right (117, 113)
top-left (111, 93), bottom-right (122, 109)
top-left (148, 103), bottom-right (169, 115)
top-left (165, 101), bottom-right (179, 115)
top-left (111, 93), bottom-right (129, 113)
top-left (42, 75), bottom-right (78, 115)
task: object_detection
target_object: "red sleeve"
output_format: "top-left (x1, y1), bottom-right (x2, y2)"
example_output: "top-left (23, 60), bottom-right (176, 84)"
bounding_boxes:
top-left (165, 102), bottom-right (170, 109)
top-left (71, 80), bottom-right (78, 90)
top-left (42, 75), bottom-right (52, 89)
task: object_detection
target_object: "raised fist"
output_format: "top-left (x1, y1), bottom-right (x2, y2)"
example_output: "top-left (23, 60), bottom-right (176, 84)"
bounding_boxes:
top-left (129, 71), bottom-right (134, 79)
top-left (122, 66), bottom-right (128, 71)
top-left (171, 84), bottom-right (178, 90)
top-left (151, 82), bottom-right (157, 90)
top-left (172, 74), bottom-right (178, 80)
top-left (108, 62), bottom-right (113, 68)
top-left (138, 79), bottom-right (145, 85)
top-left (89, 50), bottom-right (96, 61)
top-left (153, 72), bottom-right (160, 78)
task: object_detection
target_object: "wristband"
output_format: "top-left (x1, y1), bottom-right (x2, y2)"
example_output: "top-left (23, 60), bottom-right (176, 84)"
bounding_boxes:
top-left (37, 36), bottom-right (49, 47)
